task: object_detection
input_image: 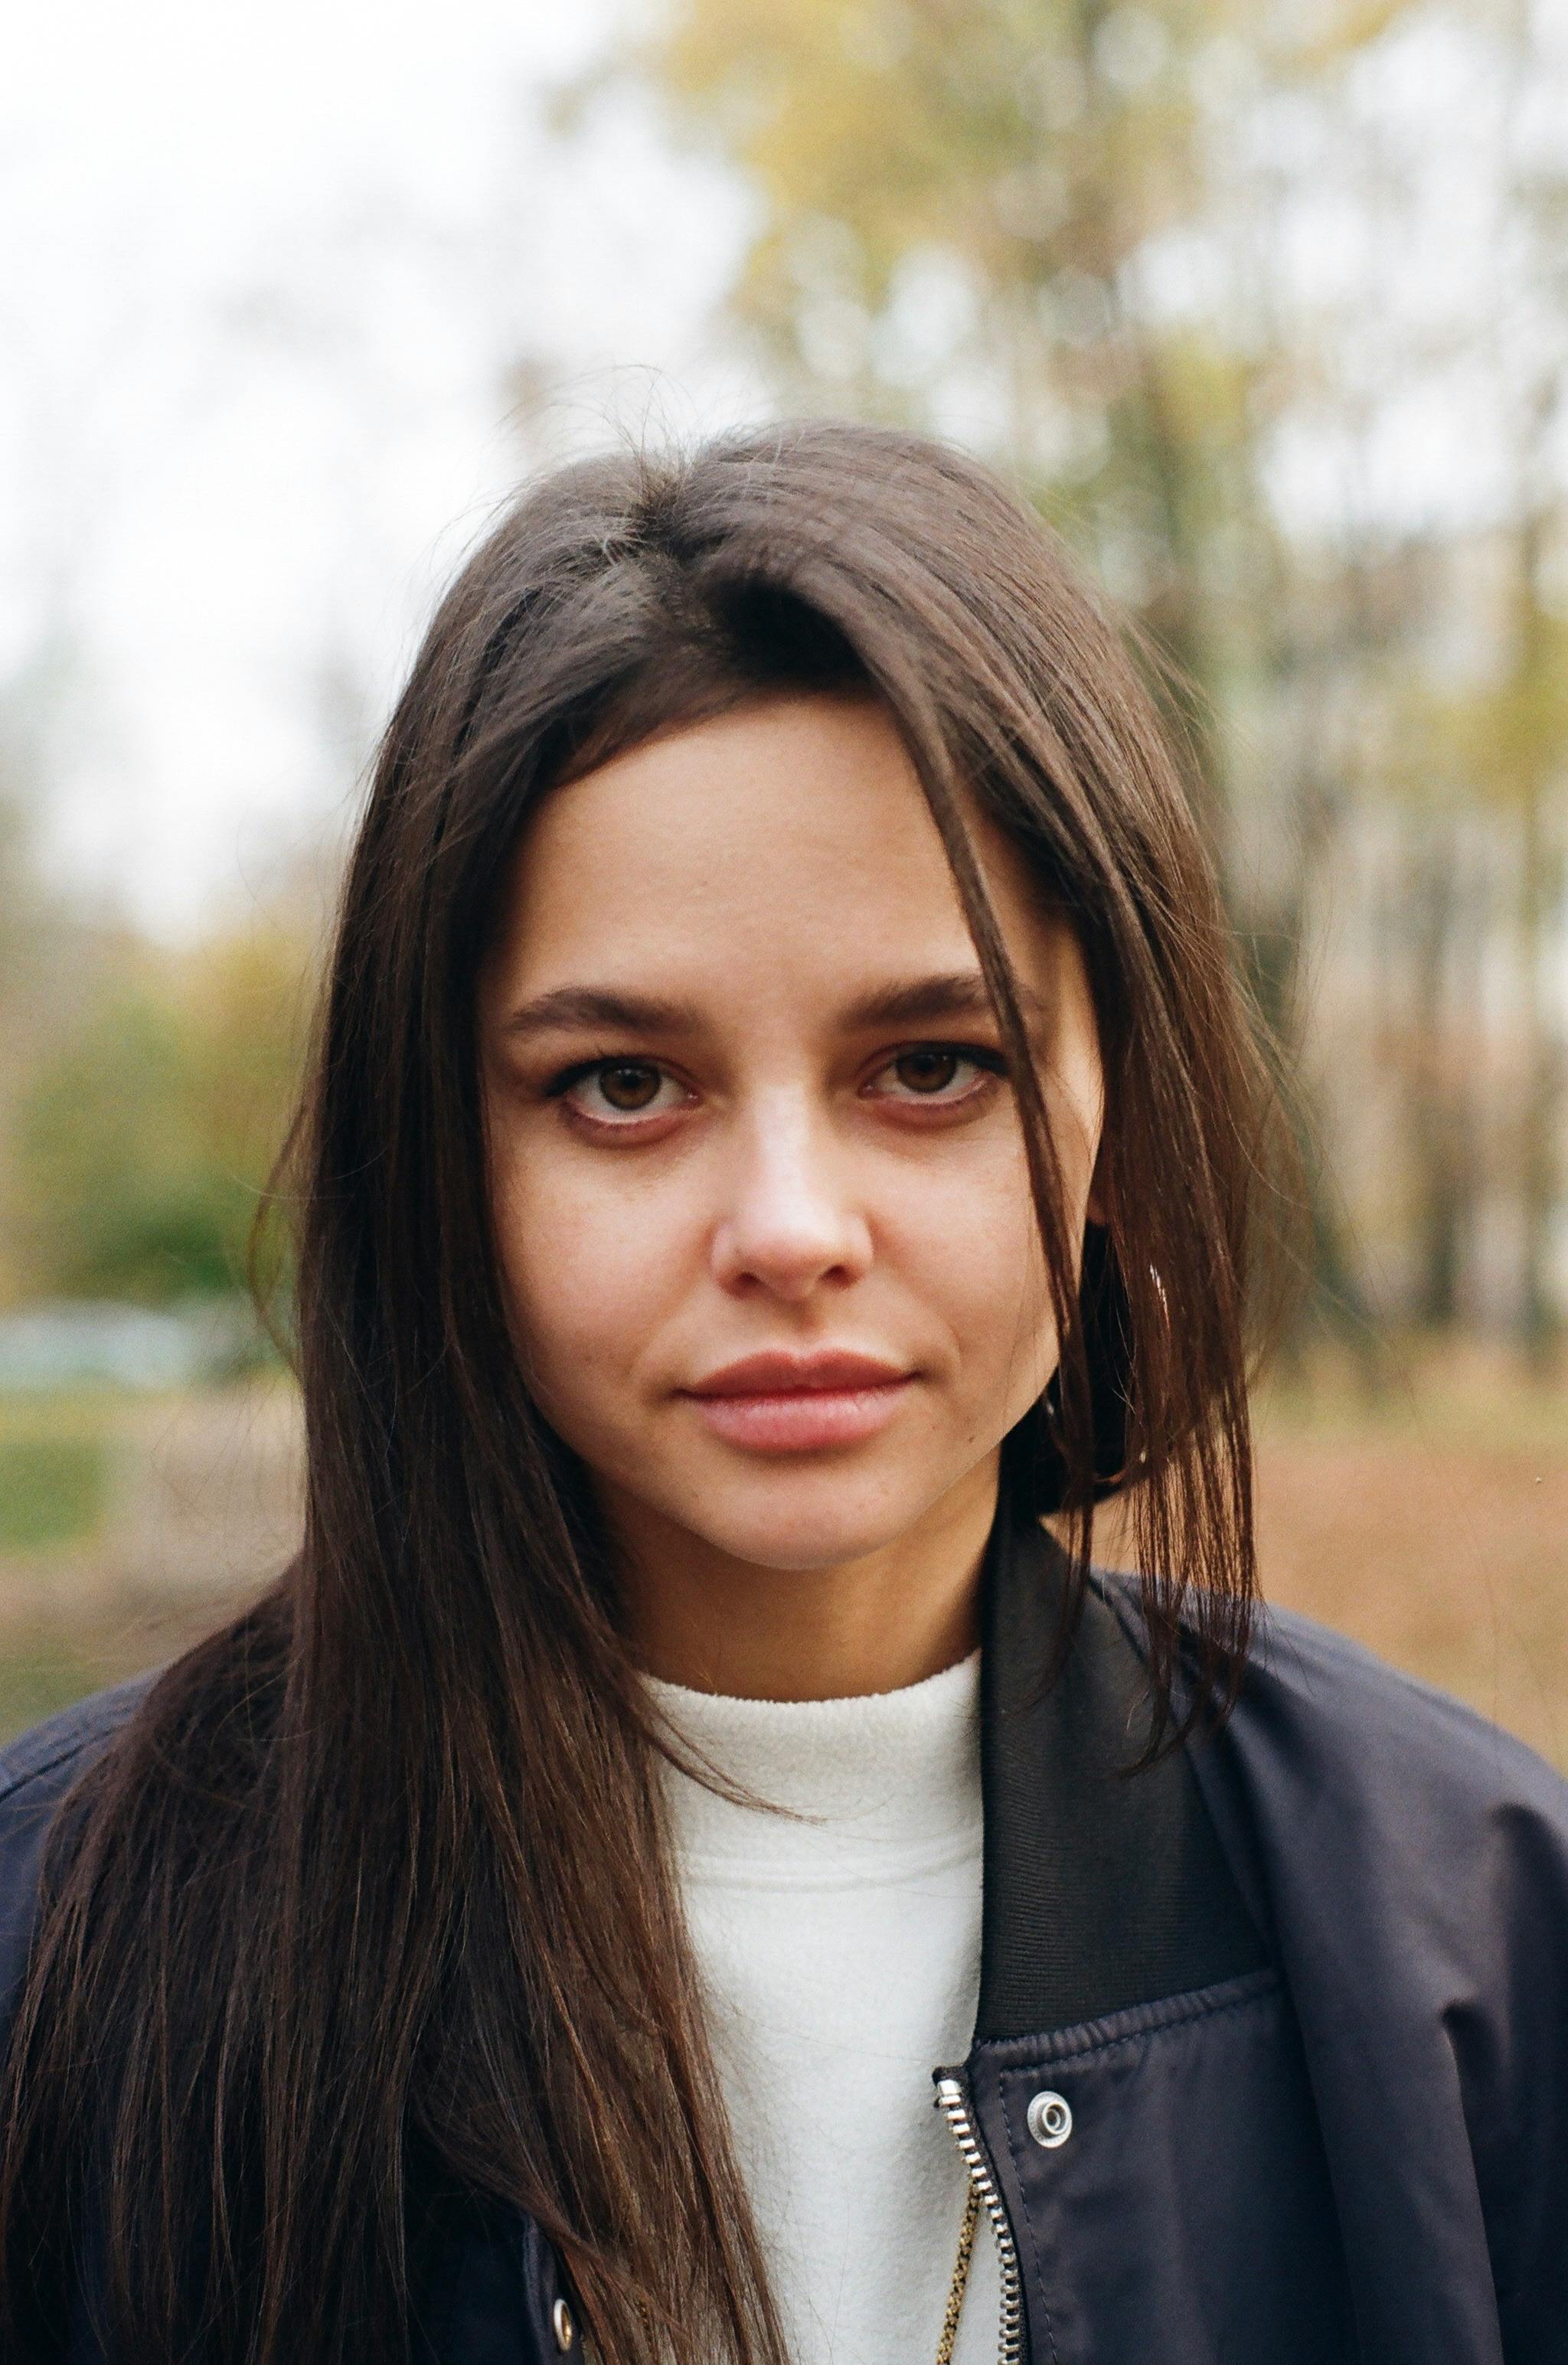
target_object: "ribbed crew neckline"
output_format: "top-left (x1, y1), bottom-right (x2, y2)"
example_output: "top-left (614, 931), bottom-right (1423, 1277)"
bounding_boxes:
top-left (646, 1650), bottom-right (983, 1880)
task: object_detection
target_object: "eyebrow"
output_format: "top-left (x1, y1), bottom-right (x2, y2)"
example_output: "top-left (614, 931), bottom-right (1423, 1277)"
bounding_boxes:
top-left (841, 972), bottom-right (1046, 1030)
top-left (498, 970), bottom-right (1047, 1040)
top-left (501, 986), bottom-right (697, 1040)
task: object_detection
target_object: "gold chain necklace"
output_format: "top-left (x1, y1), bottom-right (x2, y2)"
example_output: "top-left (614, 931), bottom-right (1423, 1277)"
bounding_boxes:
top-left (589, 2181), bottom-right (982, 2365)
top-left (934, 2184), bottom-right (981, 2365)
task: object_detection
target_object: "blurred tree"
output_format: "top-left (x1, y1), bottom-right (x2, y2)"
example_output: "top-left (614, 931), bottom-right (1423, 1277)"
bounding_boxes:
top-left (1355, 0), bottom-right (1568, 1365)
top-left (1496, 0), bottom-right (1568, 1371)
top-left (9, 923), bottom-right (312, 1308)
top-left (610, 0), bottom-right (1403, 834)
top-left (0, 654), bottom-right (119, 1306)
top-left (1431, 572), bottom-right (1568, 1366)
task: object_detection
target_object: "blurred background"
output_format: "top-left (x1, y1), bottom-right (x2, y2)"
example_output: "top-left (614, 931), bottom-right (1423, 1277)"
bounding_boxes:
top-left (2, 0), bottom-right (1564, 1755)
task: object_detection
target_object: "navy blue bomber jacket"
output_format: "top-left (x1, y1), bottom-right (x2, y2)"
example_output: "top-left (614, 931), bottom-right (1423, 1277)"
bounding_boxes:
top-left (2, 1501), bottom-right (1566, 2363)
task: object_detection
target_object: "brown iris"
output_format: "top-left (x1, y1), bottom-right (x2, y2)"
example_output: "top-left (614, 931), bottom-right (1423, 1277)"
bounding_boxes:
top-left (893, 1048), bottom-right (961, 1093)
top-left (597, 1063), bottom-right (662, 1111)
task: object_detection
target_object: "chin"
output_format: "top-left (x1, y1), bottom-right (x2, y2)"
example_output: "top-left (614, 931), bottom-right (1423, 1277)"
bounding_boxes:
top-left (684, 1467), bottom-right (950, 1574)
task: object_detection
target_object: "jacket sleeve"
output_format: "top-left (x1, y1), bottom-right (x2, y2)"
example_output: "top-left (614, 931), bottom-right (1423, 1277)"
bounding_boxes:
top-left (1191, 1602), bottom-right (1568, 2364)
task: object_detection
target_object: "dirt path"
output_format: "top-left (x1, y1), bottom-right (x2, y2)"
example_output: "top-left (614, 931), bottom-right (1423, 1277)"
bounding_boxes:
top-left (1253, 1431), bottom-right (1568, 1769)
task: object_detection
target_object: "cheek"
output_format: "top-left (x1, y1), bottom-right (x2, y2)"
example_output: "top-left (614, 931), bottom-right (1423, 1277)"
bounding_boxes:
top-left (490, 1155), bottom-right (687, 1424)
top-left (891, 1148), bottom-right (1057, 1401)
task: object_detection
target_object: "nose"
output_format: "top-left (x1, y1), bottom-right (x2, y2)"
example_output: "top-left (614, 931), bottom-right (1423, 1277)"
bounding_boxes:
top-left (709, 1094), bottom-right (874, 1301)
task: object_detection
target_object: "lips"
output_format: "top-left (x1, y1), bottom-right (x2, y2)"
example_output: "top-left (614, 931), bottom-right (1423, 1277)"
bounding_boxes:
top-left (678, 1350), bottom-right (915, 1453)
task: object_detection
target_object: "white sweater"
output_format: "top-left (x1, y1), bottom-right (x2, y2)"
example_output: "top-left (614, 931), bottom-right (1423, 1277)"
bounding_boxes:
top-left (648, 1653), bottom-right (998, 2365)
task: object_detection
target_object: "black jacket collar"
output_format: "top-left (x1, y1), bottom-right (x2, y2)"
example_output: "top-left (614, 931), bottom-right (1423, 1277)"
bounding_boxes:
top-left (975, 1498), bottom-right (1267, 2041)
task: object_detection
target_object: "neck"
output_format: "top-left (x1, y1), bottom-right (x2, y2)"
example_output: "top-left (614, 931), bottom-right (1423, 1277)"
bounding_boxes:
top-left (608, 1455), bottom-right (998, 1700)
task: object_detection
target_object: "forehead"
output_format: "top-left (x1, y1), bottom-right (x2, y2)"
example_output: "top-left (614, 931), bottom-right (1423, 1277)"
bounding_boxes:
top-left (488, 693), bottom-right (1054, 998)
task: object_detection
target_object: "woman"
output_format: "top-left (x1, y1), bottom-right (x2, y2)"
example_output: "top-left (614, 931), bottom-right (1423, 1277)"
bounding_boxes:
top-left (0, 422), bottom-right (1563, 2365)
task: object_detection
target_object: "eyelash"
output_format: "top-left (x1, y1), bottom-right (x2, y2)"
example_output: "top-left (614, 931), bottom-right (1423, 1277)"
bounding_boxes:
top-left (543, 1043), bottom-right (1011, 1132)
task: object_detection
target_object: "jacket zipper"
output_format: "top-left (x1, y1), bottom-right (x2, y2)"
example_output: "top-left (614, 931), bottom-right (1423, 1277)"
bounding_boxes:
top-left (933, 2072), bottom-right (1024, 2365)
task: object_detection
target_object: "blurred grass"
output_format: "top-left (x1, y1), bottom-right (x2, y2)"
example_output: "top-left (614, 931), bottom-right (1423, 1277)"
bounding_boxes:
top-left (1256, 1341), bottom-right (1568, 1457)
top-left (0, 1381), bottom-right (302, 1744)
top-left (0, 1624), bottom-right (128, 1734)
top-left (0, 1395), bottom-right (129, 1735)
top-left (0, 1413), bottom-right (112, 1551)
top-left (0, 1596), bottom-right (231, 1745)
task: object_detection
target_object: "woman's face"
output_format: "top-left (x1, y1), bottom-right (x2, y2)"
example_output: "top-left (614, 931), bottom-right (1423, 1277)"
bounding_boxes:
top-left (479, 692), bottom-right (1103, 1589)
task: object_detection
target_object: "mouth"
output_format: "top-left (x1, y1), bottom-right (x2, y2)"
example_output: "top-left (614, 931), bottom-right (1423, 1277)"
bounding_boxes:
top-left (678, 1351), bottom-right (916, 1455)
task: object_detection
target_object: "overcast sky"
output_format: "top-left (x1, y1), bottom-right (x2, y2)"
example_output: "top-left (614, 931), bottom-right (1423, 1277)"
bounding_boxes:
top-left (6, 2), bottom-right (1565, 937)
top-left (2, 0), bottom-right (761, 934)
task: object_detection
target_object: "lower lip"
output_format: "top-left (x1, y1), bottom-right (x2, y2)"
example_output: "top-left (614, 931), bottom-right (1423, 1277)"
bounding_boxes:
top-left (681, 1378), bottom-right (914, 1453)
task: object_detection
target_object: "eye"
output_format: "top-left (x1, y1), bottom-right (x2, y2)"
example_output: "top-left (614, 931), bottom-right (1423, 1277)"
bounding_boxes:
top-left (889, 1048), bottom-right (966, 1096)
top-left (553, 1059), bottom-right (690, 1129)
top-left (592, 1062), bottom-right (665, 1112)
top-left (864, 1043), bottom-right (1007, 1106)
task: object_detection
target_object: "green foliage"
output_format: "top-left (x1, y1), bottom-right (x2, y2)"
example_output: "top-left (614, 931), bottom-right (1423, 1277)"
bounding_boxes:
top-left (622, 0), bottom-right (1402, 707)
top-left (0, 1629), bottom-right (121, 1743)
top-left (10, 928), bottom-right (312, 1308)
top-left (0, 1432), bottom-right (108, 1550)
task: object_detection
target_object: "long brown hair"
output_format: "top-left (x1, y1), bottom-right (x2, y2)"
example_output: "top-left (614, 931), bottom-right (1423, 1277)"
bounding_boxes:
top-left (0, 421), bottom-right (1287, 2363)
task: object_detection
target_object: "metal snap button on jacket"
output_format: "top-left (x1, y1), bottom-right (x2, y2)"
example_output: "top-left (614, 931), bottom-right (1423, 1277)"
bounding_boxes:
top-left (1027, 2089), bottom-right (1073, 2148)
top-left (552, 2295), bottom-right (576, 2350)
